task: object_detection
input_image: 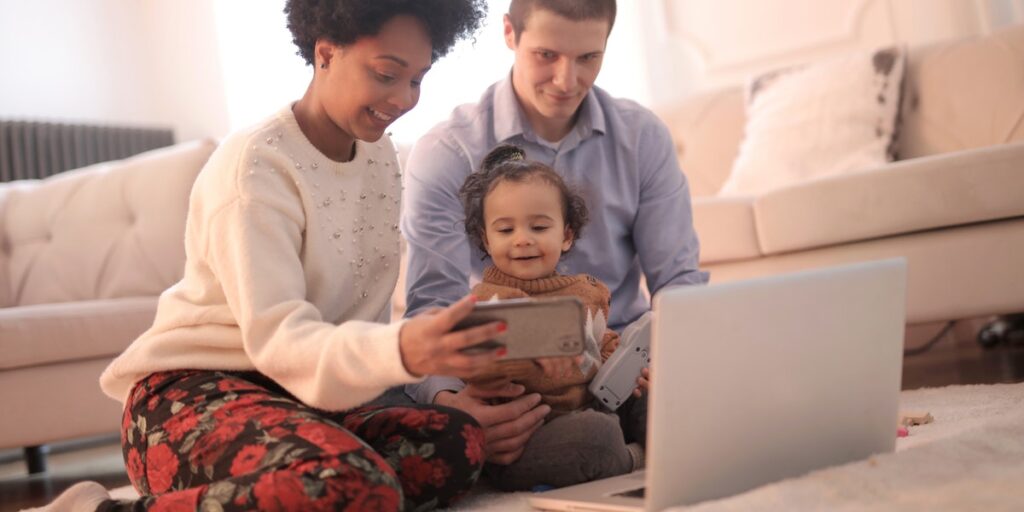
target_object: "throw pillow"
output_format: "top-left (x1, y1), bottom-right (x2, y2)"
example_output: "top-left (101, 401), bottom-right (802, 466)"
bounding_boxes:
top-left (718, 46), bottom-right (906, 196)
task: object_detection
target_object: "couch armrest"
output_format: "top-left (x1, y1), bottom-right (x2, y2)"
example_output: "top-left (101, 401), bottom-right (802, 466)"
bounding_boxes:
top-left (755, 142), bottom-right (1024, 255)
top-left (692, 196), bottom-right (761, 264)
top-left (900, 24), bottom-right (1024, 158)
top-left (0, 297), bottom-right (157, 370)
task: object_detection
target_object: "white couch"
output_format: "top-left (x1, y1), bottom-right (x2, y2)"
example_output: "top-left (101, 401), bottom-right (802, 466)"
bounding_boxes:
top-left (659, 24), bottom-right (1024, 326)
top-left (0, 140), bottom-right (216, 467)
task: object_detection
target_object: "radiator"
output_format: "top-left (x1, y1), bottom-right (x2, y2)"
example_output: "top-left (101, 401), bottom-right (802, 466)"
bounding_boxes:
top-left (0, 120), bottom-right (175, 182)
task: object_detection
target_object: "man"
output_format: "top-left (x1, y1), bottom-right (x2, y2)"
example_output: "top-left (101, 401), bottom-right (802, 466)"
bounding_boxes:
top-left (401, 0), bottom-right (707, 467)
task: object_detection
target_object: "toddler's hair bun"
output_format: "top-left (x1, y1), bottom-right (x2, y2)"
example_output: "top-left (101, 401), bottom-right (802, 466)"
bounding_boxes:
top-left (481, 144), bottom-right (526, 172)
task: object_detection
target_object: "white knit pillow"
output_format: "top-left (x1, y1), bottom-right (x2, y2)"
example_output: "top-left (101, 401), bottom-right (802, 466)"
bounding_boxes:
top-left (718, 46), bottom-right (906, 196)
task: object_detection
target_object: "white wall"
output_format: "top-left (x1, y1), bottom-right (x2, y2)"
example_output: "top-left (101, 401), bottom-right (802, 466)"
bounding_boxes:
top-left (211, 0), bottom-right (310, 137)
top-left (0, 0), bottom-right (229, 142)
top-left (0, 1), bottom-right (154, 125)
top-left (0, 0), bottom-right (650, 147)
top-left (141, 1), bottom-right (231, 142)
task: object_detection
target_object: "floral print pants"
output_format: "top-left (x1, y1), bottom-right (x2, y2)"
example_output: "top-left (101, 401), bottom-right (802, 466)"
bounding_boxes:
top-left (100, 370), bottom-right (485, 512)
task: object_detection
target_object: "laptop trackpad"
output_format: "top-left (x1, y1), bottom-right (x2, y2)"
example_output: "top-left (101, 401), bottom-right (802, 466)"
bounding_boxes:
top-left (611, 487), bottom-right (646, 499)
top-left (608, 471), bottom-right (646, 499)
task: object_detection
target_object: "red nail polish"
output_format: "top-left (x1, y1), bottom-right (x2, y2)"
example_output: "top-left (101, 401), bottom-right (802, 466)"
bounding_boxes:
top-left (496, 347), bottom-right (508, 357)
top-left (497, 322), bottom-right (508, 333)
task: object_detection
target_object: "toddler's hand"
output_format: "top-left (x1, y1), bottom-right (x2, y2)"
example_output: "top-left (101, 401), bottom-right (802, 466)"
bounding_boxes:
top-left (633, 367), bottom-right (650, 398)
top-left (536, 356), bottom-right (577, 380)
top-left (399, 295), bottom-right (507, 379)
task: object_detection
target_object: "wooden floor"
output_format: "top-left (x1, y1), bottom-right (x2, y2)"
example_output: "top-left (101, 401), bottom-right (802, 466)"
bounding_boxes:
top-left (3, 338), bottom-right (1023, 511)
top-left (903, 339), bottom-right (1024, 389)
top-left (0, 437), bottom-right (130, 511)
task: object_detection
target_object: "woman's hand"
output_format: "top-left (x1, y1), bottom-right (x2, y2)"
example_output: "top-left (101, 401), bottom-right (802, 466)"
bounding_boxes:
top-left (399, 294), bottom-right (507, 379)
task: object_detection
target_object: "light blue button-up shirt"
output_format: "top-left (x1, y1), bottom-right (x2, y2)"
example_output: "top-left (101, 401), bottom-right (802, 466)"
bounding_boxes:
top-left (401, 75), bottom-right (708, 403)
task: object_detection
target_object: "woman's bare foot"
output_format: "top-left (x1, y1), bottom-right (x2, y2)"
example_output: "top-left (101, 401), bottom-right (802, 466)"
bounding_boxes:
top-left (23, 481), bottom-right (110, 512)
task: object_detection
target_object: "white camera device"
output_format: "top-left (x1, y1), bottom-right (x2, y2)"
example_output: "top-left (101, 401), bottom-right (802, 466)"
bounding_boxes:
top-left (589, 312), bottom-right (652, 411)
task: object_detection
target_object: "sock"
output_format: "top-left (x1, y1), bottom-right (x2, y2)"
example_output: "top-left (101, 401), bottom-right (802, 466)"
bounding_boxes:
top-left (626, 442), bottom-right (646, 471)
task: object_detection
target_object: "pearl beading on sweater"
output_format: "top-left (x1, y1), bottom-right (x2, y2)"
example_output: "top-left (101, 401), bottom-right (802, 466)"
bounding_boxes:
top-left (248, 131), bottom-right (402, 304)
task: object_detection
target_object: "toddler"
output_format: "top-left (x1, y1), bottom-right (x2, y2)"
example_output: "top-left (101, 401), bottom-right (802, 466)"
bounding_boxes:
top-left (458, 144), bottom-right (644, 491)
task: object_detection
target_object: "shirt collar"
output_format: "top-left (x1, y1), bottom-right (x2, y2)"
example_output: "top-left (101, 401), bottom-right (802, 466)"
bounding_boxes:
top-left (493, 74), bottom-right (526, 143)
top-left (575, 87), bottom-right (607, 138)
top-left (492, 72), bottom-right (607, 145)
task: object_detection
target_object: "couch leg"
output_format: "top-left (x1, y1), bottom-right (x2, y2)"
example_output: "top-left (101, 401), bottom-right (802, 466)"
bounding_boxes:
top-left (24, 445), bottom-right (49, 474)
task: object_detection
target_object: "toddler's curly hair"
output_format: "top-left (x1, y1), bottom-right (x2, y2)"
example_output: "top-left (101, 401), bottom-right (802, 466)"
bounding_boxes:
top-left (285, 0), bottom-right (487, 64)
top-left (460, 144), bottom-right (589, 256)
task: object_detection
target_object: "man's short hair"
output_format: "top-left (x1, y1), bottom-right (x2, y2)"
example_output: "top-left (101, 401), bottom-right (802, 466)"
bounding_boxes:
top-left (507, 0), bottom-right (616, 42)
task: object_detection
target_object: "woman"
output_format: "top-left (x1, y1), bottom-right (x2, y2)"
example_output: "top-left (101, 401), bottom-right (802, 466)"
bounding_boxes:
top-left (37, 1), bottom-right (508, 510)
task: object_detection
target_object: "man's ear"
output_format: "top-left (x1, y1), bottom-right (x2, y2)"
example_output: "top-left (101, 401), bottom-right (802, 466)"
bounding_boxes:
top-left (314, 38), bottom-right (340, 70)
top-left (503, 14), bottom-right (517, 50)
top-left (561, 227), bottom-right (574, 252)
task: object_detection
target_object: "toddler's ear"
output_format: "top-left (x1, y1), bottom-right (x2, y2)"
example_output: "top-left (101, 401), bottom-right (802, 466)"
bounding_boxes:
top-left (562, 227), bottom-right (574, 252)
top-left (481, 229), bottom-right (491, 252)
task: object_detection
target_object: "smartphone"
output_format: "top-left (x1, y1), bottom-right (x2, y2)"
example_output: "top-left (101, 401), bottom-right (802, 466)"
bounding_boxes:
top-left (454, 297), bottom-right (586, 360)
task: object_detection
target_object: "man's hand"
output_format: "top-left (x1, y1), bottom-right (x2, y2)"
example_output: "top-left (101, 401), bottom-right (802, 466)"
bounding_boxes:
top-left (435, 383), bottom-right (551, 465)
top-left (633, 367), bottom-right (650, 398)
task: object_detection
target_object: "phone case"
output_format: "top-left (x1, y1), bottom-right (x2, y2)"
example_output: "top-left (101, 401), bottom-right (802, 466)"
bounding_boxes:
top-left (454, 297), bottom-right (586, 359)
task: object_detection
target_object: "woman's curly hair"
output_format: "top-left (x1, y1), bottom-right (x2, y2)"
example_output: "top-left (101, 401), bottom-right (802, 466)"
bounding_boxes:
top-left (460, 144), bottom-right (589, 256)
top-left (285, 0), bottom-right (487, 64)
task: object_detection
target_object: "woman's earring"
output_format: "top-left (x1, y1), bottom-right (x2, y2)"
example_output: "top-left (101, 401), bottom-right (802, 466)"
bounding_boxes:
top-left (319, 63), bottom-right (326, 69)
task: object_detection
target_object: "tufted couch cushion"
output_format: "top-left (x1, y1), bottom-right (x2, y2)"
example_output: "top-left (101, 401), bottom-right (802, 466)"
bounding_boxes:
top-left (0, 139), bottom-right (217, 307)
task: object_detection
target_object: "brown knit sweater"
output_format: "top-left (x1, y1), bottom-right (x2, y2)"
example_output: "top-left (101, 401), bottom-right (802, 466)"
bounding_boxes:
top-left (467, 266), bottom-right (621, 414)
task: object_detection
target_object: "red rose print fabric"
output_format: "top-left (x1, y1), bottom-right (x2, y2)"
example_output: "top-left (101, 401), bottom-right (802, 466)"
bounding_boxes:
top-left (102, 370), bottom-right (484, 511)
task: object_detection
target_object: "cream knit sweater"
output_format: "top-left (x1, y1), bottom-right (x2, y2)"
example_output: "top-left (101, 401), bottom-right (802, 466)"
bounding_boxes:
top-left (100, 105), bottom-right (421, 411)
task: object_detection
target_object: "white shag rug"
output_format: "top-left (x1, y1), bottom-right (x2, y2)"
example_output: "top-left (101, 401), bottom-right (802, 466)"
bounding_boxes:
top-left (106, 382), bottom-right (1024, 511)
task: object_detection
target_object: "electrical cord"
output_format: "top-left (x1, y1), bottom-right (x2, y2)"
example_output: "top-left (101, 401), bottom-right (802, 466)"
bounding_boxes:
top-left (903, 320), bottom-right (956, 357)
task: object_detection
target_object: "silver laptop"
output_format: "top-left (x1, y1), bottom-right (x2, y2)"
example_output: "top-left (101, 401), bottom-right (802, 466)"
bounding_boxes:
top-left (529, 259), bottom-right (906, 511)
